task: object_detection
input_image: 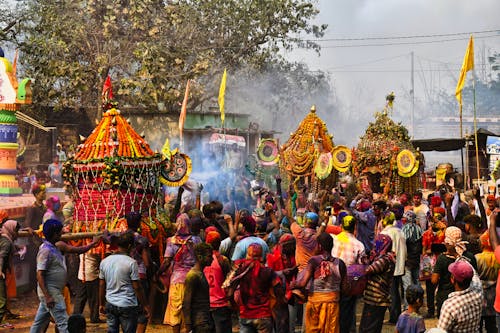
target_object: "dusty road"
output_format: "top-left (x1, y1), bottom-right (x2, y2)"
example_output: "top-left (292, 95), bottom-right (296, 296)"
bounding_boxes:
top-left (8, 290), bottom-right (439, 333)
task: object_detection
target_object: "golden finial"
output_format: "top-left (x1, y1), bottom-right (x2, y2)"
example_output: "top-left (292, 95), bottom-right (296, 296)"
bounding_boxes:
top-left (310, 105), bottom-right (316, 113)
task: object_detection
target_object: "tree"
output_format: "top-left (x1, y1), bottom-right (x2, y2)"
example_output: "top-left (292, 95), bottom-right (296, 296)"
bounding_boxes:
top-left (6, 0), bottom-right (326, 120)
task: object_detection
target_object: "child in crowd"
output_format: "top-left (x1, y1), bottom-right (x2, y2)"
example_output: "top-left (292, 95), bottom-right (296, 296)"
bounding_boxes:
top-left (396, 284), bottom-right (426, 333)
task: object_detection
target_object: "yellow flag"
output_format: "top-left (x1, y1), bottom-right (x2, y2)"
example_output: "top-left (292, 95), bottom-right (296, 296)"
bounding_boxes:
top-left (455, 35), bottom-right (474, 107)
top-left (218, 68), bottom-right (227, 125)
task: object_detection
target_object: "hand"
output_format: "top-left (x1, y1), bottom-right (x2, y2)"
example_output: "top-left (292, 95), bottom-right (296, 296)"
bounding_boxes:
top-left (99, 305), bottom-right (106, 315)
top-left (223, 214), bottom-right (233, 225)
top-left (45, 295), bottom-right (55, 309)
top-left (444, 192), bottom-right (454, 205)
top-left (143, 305), bottom-right (151, 319)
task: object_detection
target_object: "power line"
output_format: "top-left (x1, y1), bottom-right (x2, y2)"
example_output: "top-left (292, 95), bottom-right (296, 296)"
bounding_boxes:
top-left (303, 29), bottom-right (500, 42)
top-left (319, 34), bottom-right (500, 48)
top-left (328, 53), bottom-right (409, 70)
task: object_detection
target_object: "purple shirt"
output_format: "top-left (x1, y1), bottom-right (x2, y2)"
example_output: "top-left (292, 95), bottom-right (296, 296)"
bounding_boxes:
top-left (164, 235), bottom-right (202, 284)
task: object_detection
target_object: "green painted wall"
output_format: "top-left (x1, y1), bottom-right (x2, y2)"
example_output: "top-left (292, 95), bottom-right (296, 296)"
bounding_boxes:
top-left (184, 112), bottom-right (249, 129)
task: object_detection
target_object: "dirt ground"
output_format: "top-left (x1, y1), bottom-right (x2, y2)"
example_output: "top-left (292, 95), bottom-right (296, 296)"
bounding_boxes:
top-left (7, 290), bottom-right (439, 333)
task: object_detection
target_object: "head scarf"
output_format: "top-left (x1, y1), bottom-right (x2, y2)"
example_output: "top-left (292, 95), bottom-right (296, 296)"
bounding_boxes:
top-left (444, 226), bottom-right (468, 256)
top-left (1, 219), bottom-right (19, 242)
top-left (370, 233), bottom-right (393, 262)
top-left (175, 213), bottom-right (191, 236)
top-left (43, 219), bottom-right (63, 240)
top-left (479, 231), bottom-right (493, 252)
top-left (279, 233), bottom-right (295, 245)
top-left (205, 230), bottom-right (221, 246)
top-left (431, 196), bottom-right (442, 207)
top-left (0, 210), bottom-right (8, 224)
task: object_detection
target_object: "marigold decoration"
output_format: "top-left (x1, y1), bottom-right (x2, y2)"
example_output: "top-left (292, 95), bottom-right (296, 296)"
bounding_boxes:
top-left (63, 98), bottom-right (184, 252)
top-left (314, 152), bottom-right (333, 180)
top-left (331, 145), bottom-right (352, 173)
top-left (257, 139), bottom-right (279, 166)
top-left (352, 94), bottom-right (422, 195)
top-left (280, 105), bottom-right (335, 177)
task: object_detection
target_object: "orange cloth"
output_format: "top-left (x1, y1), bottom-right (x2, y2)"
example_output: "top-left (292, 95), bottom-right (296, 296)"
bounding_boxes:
top-left (305, 292), bottom-right (340, 333)
top-left (5, 270), bottom-right (15, 298)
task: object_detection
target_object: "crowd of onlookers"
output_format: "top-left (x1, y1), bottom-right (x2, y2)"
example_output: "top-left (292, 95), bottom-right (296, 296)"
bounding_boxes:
top-left (0, 174), bottom-right (499, 333)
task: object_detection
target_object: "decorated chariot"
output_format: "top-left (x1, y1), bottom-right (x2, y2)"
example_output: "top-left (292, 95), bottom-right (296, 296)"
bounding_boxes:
top-left (279, 105), bottom-right (351, 193)
top-left (62, 97), bottom-right (191, 252)
top-left (352, 94), bottom-right (422, 195)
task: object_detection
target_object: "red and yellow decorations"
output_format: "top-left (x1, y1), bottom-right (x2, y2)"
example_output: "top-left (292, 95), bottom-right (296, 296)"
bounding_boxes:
top-left (280, 105), bottom-right (335, 177)
top-left (257, 139), bottom-right (280, 166)
top-left (397, 149), bottom-right (419, 178)
top-left (331, 145), bottom-right (352, 173)
top-left (75, 108), bottom-right (154, 161)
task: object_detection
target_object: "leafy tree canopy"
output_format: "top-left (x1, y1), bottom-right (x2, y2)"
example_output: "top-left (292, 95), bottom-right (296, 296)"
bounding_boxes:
top-left (2, 0), bottom-right (327, 120)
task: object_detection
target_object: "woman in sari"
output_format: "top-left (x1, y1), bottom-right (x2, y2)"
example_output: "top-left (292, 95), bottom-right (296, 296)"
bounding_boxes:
top-left (158, 213), bottom-right (201, 333)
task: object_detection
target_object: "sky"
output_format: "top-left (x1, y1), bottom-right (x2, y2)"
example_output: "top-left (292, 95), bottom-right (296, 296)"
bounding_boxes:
top-left (281, 0), bottom-right (500, 171)
top-left (284, 0), bottom-right (500, 143)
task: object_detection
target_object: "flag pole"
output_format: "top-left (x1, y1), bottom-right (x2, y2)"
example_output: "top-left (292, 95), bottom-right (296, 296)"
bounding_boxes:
top-left (459, 102), bottom-right (465, 190)
top-left (472, 71), bottom-right (480, 181)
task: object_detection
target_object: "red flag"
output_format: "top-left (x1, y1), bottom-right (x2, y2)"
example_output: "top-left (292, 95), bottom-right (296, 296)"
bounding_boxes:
top-left (102, 75), bottom-right (113, 102)
top-left (179, 80), bottom-right (191, 143)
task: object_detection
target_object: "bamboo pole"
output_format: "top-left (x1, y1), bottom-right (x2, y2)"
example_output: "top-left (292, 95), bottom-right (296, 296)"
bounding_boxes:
top-left (18, 231), bottom-right (103, 240)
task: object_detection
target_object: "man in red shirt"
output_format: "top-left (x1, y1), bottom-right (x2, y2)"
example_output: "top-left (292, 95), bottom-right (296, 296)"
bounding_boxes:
top-left (224, 243), bottom-right (285, 333)
top-left (203, 231), bottom-right (232, 333)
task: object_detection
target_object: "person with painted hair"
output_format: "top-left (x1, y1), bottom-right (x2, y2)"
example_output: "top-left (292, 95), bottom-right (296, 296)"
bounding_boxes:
top-left (380, 211), bottom-right (407, 324)
top-left (290, 211), bottom-right (325, 273)
top-left (43, 196), bottom-right (62, 223)
top-left (431, 226), bottom-right (477, 317)
top-left (223, 243), bottom-right (283, 333)
top-left (359, 233), bottom-right (396, 333)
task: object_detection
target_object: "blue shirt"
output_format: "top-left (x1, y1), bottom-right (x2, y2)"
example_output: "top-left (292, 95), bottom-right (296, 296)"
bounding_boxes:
top-left (231, 236), bottom-right (269, 263)
top-left (99, 253), bottom-right (140, 307)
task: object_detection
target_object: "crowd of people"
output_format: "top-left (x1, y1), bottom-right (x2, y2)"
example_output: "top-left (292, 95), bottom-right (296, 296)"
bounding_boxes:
top-left (0, 174), bottom-right (500, 333)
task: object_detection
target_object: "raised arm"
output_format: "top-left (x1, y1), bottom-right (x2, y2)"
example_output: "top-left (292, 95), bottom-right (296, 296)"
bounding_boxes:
top-left (489, 209), bottom-right (499, 249)
top-left (473, 187), bottom-right (487, 228)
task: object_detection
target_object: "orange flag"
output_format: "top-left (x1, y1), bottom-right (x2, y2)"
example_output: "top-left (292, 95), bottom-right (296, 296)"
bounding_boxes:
top-left (179, 79), bottom-right (191, 143)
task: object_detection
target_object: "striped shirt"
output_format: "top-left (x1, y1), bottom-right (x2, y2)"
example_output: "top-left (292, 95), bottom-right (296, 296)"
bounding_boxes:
top-left (363, 253), bottom-right (395, 307)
